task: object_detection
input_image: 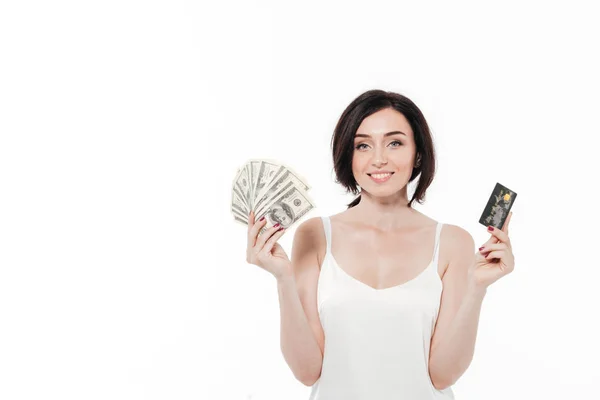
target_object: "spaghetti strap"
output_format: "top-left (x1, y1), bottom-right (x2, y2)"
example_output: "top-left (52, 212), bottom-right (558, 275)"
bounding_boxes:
top-left (431, 222), bottom-right (443, 268)
top-left (320, 216), bottom-right (332, 254)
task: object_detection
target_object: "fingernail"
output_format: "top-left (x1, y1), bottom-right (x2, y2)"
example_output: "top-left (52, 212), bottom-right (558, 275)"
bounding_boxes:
top-left (479, 246), bottom-right (484, 251)
top-left (273, 223), bottom-right (280, 228)
top-left (259, 216), bottom-right (265, 221)
top-left (487, 226), bottom-right (494, 232)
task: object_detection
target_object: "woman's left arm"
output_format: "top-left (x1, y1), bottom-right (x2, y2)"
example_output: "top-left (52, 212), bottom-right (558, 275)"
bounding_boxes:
top-left (429, 212), bottom-right (515, 390)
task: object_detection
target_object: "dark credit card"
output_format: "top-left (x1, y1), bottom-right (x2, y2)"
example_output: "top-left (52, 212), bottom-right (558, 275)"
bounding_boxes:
top-left (479, 182), bottom-right (517, 230)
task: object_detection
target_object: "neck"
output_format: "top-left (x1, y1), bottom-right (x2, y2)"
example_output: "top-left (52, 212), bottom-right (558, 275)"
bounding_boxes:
top-left (349, 189), bottom-right (418, 231)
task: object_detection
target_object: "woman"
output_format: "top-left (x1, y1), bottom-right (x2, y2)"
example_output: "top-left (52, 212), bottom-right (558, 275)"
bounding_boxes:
top-left (246, 89), bottom-right (515, 399)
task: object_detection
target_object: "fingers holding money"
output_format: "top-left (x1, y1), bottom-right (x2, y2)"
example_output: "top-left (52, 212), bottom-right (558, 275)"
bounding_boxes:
top-left (247, 210), bottom-right (286, 263)
top-left (256, 223), bottom-right (284, 253)
top-left (238, 160), bottom-right (311, 279)
top-left (261, 225), bottom-right (286, 256)
top-left (247, 210), bottom-right (262, 247)
top-left (247, 209), bottom-right (274, 237)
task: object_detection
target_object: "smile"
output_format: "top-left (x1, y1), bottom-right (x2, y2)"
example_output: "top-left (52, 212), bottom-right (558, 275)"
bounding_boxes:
top-left (368, 172), bottom-right (394, 183)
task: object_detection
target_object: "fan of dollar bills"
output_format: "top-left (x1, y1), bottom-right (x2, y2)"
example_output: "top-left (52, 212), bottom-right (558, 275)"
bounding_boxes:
top-left (231, 158), bottom-right (315, 234)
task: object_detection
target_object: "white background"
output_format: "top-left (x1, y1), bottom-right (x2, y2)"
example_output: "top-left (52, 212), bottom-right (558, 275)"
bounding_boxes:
top-left (1, 1), bottom-right (598, 399)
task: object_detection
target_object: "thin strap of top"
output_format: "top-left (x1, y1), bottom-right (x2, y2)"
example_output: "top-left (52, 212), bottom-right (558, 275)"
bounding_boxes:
top-left (432, 221), bottom-right (443, 266)
top-left (321, 216), bottom-right (332, 254)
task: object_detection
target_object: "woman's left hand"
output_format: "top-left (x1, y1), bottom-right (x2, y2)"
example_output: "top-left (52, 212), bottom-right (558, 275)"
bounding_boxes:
top-left (471, 212), bottom-right (515, 289)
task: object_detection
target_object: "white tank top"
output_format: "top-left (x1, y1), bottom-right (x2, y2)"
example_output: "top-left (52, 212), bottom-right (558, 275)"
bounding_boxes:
top-left (308, 216), bottom-right (455, 400)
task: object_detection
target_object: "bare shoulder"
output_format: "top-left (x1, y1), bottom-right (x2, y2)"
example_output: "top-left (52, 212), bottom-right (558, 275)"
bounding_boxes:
top-left (295, 216), bottom-right (324, 236)
top-left (292, 216), bottom-right (327, 270)
top-left (440, 224), bottom-right (476, 274)
top-left (442, 224), bottom-right (475, 249)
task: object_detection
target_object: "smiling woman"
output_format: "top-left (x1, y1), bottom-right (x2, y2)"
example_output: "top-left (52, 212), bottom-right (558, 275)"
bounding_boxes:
top-left (260, 89), bottom-right (508, 400)
top-left (287, 90), bottom-right (462, 399)
top-left (251, 90), bottom-right (496, 400)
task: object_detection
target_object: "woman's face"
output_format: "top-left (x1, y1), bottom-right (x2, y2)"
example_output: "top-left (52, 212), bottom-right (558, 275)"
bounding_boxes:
top-left (351, 108), bottom-right (417, 196)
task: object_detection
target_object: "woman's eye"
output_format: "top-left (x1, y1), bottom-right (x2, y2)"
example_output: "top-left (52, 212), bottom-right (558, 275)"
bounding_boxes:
top-left (355, 141), bottom-right (402, 150)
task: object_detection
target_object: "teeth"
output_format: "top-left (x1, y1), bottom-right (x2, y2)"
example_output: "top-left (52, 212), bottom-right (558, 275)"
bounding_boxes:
top-left (372, 173), bottom-right (391, 179)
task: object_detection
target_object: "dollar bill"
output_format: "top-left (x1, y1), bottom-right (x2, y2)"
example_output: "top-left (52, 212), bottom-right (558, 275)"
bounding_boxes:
top-left (236, 165), bottom-right (253, 210)
top-left (255, 184), bottom-right (315, 235)
top-left (231, 169), bottom-right (249, 213)
top-left (252, 159), bottom-right (285, 206)
top-left (254, 166), bottom-right (310, 216)
top-left (231, 158), bottom-right (315, 232)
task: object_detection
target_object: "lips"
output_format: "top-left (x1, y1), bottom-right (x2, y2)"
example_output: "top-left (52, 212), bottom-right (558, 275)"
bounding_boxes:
top-left (367, 172), bottom-right (394, 177)
top-left (368, 172), bottom-right (394, 183)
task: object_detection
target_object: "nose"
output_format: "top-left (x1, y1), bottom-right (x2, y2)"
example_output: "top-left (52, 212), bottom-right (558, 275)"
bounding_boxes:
top-left (372, 148), bottom-right (388, 167)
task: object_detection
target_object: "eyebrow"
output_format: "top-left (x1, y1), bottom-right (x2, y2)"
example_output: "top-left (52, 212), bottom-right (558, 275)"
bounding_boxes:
top-left (354, 131), bottom-right (407, 139)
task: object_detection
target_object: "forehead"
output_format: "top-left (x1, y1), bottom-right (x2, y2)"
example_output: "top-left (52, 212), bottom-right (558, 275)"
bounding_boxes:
top-left (355, 108), bottom-right (413, 139)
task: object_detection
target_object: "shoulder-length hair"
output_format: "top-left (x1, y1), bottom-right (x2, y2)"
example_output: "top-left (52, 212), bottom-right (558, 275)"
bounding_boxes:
top-left (331, 89), bottom-right (436, 209)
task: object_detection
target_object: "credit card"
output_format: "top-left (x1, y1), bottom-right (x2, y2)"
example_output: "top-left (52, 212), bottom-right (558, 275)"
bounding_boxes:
top-left (479, 182), bottom-right (517, 230)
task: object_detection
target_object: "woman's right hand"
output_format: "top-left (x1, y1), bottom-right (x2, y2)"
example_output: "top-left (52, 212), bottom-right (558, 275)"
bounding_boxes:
top-left (246, 210), bottom-right (293, 280)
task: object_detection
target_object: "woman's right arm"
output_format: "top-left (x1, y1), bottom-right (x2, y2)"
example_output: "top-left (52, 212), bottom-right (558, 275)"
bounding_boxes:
top-left (277, 217), bottom-right (325, 387)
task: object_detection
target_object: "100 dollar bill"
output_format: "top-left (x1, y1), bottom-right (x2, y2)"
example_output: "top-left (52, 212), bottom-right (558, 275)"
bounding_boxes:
top-left (256, 185), bottom-right (315, 235)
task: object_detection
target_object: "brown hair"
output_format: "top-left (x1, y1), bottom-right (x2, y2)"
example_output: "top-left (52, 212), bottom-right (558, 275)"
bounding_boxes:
top-left (331, 89), bottom-right (436, 209)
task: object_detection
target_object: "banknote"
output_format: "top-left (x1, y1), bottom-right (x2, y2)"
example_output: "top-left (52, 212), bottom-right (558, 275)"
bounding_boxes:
top-left (253, 164), bottom-right (310, 216)
top-left (255, 184), bottom-right (315, 235)
top-left (231, 159), bottom-right (314, 232)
